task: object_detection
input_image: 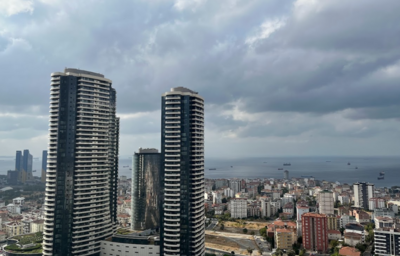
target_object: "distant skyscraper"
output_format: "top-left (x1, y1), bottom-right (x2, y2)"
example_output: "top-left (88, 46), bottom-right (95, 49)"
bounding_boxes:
top-left (41, 150), bottom-right (48, 183)
top-left (161, 87), bottom-right (205, 256)
top-left (15, 151), bottom-right (23, 172)
top-left (131, 148), bottom-right (161, 230)
top-left (284, 170), bottom-right (289, 180)
top-left (42, 68), bottom-right (119, 256)
top-left (22, 149), bottom-right (33, 181)
top-left (354, 182), bottom-right (374, 209)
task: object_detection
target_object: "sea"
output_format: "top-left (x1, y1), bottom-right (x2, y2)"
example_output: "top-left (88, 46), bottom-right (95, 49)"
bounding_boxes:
top-left (1, 156), bottom-right (399, 188)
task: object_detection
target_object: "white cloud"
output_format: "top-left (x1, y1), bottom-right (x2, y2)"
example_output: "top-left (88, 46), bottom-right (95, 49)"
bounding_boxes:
top-left (173, 0), bottom-right (207, 11)
top-left (0, 0), bottom-right (34, 16)
top-left (246, 18), bottom-right (286, 45)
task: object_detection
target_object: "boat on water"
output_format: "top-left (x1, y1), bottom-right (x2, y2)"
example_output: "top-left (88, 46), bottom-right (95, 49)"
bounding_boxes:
top-left (355, 167), bottom-right (358, 169)
top-left (283, 163), bottom-right (291, 166)
top-left (231, 166), bottom-right (233, 168)
top-left (33, 170), bottom-right (36, 172)
top-left (378, 176), bottom-right (384, 180)
top-left (129, 168), bottom-right (132, 170)
top-left (347, 162), bottom-right (351, 165)
top-left (209, 168), bottom-right (216, 170)
top-left (379, 172), bottom-right (385, 176)
top-left (278, 168), bottom-right (283, 170)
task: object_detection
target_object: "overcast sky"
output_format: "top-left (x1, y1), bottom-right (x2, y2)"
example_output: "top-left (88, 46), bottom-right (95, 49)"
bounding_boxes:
top-left (1, 0), bottom-right (400, 158)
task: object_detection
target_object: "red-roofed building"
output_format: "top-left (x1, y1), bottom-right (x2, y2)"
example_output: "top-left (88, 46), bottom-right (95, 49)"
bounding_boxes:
top-left (339, 247), bottom-right (361, 256)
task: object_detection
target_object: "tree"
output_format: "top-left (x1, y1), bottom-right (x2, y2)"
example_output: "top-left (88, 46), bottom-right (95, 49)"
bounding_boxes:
top-left (340, 227), bottom-right (345, 235)
top-left (250, 231), bottom-right (255, 235)
top-left (247, 247), bottom-right (253, 254)
top-left (355, 243), bottom-right (367, 253)
top-left (243, 228), bottom-right (248, 234)
top-left (287, 250), bottom-right (296, 256)
top-left (299, 249), bottom-right (306, 256)
top-left (220, 224), bottom-right (225, 231)
top-left (297, 236), bottom-right (302, 244)
top-left (330, 239), bottom-right (339, 248)
top-left (259, 227), bottom-right (267, 237)
top-left (222, 198), bottom-right (228, 204)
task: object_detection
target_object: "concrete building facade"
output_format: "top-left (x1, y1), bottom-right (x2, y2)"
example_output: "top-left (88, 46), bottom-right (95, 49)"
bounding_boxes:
top-left (318, 190), bottom-right (334, 215)
top-left (230, 198), bottom-right (248, 219)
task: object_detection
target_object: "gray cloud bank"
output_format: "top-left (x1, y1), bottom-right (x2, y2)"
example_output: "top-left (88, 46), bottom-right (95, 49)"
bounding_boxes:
top-left (1, 0), bottom-right (400, 157)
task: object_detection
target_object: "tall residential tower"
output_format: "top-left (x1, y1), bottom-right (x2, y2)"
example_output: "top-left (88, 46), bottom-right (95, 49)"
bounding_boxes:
top-left (43, 68), bottom-right (119, 256)
top-left (131, 148), bottom-right (161, 231)
top-left (161, 87), bottom-right (205, 256)
top-left (354, 182), bottom-right (374, 209)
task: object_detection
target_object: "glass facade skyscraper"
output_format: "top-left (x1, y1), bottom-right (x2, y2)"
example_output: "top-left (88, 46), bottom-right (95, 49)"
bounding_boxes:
top-left (131, 148), bottom-right (161, 231)
top-left (43, 68), bottom-right (119, 256)
top-left (41, 150), bottom-right (48, 183)
top-left (161, 87), bottom-right (205, 256)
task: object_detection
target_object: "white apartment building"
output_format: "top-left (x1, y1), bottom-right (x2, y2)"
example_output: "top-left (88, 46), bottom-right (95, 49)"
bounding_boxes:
top-left (7, 204), bottom-right (21, 214)
top-left (318, 190), bottom-right (334, 215)
top-left (224, 187), bottom-right (234, 198)
top-left (212, 191), bottom-right (222, 204)
top-left (354, 182), bottom-right (374, 209)
top-left (230, 198), bottom-right (247, 219)
top-left (369, 198), bottom-right (385, 210)
top-left (261, 198), bottom-right (271, 218)
top-left (12, 197), bottom-right (25, 205)
top-left (229, 180), bottom-right (242, 195)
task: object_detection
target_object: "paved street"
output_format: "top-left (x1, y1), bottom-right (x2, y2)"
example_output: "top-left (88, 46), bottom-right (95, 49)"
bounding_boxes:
top-left (206, 218), bottom-right (219, 230)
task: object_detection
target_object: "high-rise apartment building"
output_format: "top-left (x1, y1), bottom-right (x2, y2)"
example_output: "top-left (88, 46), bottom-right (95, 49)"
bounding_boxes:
top-left (374, 226), bottom-right (400, 256)
top-left (131, 148), bottom-right (161, 231)
top-left (161, 87), bottom-right (205, 256)
top-left (354, 182), bottom-right (374, 209)
top-left (230, 198), bottom-right (248, 219)
top-left (302, 213), bottom-right (329, 253)
top-left (15, 151), bottom-right (23, 172)
top-left (43, 68), bottom-right (119, 256)
top-left (22, 149), bottom-right (33, 181)
top-left (229, 179), bottom-right (241, 195)
top-left (318, 190), bottom-right (334, 215)
top-left (41, 150), bottom-right (48, 183)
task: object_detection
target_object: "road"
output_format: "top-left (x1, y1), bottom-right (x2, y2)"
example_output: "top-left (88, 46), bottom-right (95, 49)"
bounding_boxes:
top-left (254, 235), bottom-right (271, 253)
top-left (206, 218), bottom-right (219, 230)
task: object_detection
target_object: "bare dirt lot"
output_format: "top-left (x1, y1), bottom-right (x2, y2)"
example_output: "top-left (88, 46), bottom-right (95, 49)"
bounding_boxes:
top-left (206, 230), bottom-right (261, 255)
top-left (218, 220), bottom-right (269, 234)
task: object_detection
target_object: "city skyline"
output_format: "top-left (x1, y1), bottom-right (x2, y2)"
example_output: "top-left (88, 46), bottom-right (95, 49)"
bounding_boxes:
top-left (1, 0), bottom-right (400, 158)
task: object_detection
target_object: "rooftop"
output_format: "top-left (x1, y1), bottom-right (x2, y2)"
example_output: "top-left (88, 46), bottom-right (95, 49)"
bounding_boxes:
top-left (302, 212), bottom-right (327, 218)
top-left (171, 87), bottom-right (198, 94)
top-left (339, 247), bottom-right (361, 256)
top-left (64, 68), bottom-right (105, 78)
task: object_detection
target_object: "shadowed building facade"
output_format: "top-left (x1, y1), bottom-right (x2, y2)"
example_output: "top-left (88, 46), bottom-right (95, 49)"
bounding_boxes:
top-left (131, 148), bottom-right (161, 231)
top-left (41, 150), bottom-right (48, 183)
top-left (43, 68), bottom-right (119, 256)
top-left (161, 87), bottom-right (205, 256)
